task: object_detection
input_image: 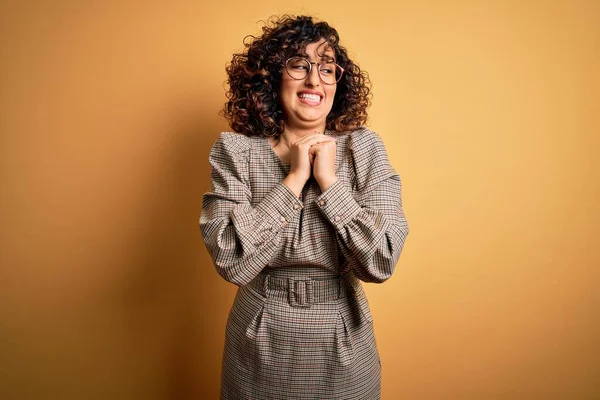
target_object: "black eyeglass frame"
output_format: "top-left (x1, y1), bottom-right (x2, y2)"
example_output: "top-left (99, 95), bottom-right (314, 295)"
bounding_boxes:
top-left (284, 57), bottom-right (345, 85)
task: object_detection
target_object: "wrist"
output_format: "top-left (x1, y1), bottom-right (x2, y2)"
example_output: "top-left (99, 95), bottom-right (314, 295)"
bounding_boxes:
top-left (282, 173), bottom-right (306, 198)
top-left (316, 175), bottom-right (338, 192)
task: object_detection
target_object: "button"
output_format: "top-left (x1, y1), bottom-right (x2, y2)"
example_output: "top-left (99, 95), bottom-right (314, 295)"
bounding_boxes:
top-left (334, 215), bottom-right (342, 222)
top-left (319, 199), bottom-right (327, 207)
top-left (293, 203), bottom-right (301, 210)
top-left (280, 216), bottom-right (287, 223)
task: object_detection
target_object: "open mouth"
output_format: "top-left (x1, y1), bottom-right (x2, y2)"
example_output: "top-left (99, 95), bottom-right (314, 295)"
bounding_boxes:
top-left (298, 92), bottom-right (323, 105)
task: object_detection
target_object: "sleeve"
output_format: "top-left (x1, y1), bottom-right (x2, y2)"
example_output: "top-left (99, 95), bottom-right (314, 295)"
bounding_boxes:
top-left (314, 129), bottom-right (409, 283)
top-left (199, 132), bottom-right (304, 286)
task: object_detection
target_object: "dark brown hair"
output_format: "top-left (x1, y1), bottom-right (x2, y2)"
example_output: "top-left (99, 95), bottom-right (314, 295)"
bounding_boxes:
top-left (222, 15), bottom-right (371, 137)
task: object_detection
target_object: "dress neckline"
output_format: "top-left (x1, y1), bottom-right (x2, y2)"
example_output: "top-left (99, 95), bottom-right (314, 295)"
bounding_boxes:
top-left (264, 136), bottom-right (291, 170)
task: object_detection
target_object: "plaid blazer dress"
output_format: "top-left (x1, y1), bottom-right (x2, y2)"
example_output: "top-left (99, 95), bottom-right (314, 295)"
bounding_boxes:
top-left (200, 127), bottom-right (409, 399)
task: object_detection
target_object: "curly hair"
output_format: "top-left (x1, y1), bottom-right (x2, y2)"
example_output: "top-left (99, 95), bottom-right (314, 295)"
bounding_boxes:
top-left (222, 15), bottom-right (372, 137)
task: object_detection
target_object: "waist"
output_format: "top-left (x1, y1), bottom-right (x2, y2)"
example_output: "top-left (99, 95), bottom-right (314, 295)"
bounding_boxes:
top-left (261, 265), bottom-right (347, 279)
top-left (247, 267), bottom-right (357, 308)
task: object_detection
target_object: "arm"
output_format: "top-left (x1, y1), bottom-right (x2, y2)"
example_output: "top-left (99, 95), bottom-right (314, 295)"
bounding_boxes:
top-left (200, 133), bottom-right (304, 286)
top-left (314, 130), bottom-right (409, 283)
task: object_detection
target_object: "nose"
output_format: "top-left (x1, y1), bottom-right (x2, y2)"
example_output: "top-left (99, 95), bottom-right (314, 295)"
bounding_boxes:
top-left (305, 63), bottom-right (320, 86)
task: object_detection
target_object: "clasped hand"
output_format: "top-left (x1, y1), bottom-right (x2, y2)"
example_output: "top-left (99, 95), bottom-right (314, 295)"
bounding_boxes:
top-left (285, 133), bottom-right (338, 195)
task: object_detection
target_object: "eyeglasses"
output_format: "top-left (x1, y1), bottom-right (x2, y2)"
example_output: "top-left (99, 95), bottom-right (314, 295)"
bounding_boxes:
top-left (284, 57), bottom-right (344, 85)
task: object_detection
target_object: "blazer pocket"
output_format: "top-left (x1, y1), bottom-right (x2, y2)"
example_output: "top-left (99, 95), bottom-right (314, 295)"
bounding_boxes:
top-left (335, 308), bottom-right (355, 368)
top-left (243, 301), bottom-right (271, 364)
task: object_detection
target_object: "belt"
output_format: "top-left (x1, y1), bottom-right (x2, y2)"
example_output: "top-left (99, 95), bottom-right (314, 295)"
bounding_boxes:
top-left (248, 270), bottom-right (353, 308)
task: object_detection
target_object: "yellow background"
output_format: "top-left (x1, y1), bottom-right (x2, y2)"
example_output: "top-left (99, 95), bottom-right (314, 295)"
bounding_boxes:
top-left (1, 0), bottom-right (598, 398)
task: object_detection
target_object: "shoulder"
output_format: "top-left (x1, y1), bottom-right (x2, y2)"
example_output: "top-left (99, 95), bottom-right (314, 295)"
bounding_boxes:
top-left (344, 127), bottom-right (390, 164)
top-left (214, 132), bottom-right (252, 153)
top-left (346, 126), bottom-right (384, 145)
top-left (210, 132), bottom-right (252, 161)
top-left (342, 127), bottom-right (397, 192)
top-left (332, 127), bottom-right (387, 157)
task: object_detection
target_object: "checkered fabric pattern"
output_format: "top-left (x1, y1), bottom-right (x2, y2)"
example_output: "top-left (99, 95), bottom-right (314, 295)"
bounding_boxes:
top-left (200, 128), bottom-right (409, 399)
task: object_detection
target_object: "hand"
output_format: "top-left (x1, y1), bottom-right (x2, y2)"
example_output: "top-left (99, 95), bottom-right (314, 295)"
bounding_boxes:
top-left (309, 137), bottom-right (338, 191)
top-left (282, 134), bottom-right (335, 196)
top-left (288, 133), bottom-right (335, 183)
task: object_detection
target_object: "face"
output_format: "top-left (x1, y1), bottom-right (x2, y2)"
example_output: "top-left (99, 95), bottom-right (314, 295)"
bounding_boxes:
top-left (279, 39), bottom-right (338, 132)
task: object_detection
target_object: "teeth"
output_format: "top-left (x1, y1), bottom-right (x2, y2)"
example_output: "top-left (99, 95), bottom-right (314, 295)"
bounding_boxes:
top-left (299, 93), bottom-right (321, 102)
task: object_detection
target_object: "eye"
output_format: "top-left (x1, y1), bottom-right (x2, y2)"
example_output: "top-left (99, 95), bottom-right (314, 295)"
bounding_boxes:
top-left (289, 57), bottom-right (309, 70)
top-left (319, 64), bottom-right (335, 75)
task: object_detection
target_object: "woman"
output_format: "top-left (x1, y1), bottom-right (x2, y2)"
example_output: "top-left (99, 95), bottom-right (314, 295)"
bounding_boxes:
top-left (200, 15), bottom-right (409, 399)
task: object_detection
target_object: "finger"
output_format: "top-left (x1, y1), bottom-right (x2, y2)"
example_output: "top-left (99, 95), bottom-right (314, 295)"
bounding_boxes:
top-left (296, 133), bottom-right (333, 143)
top-left (294, 135), bottom-right (336, 148)
top-left (309, 140), bottom-right (336, 153)
top-left (294, 132), bottom-right (334, 143)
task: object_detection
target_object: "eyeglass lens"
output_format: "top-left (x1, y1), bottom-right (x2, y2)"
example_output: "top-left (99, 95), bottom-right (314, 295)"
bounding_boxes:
top-left (286, 57), bottom-right (342, 84)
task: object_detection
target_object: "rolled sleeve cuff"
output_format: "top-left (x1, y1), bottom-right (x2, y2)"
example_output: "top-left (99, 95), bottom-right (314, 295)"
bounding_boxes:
top-left (315, 179), bottom-right (362, 229)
